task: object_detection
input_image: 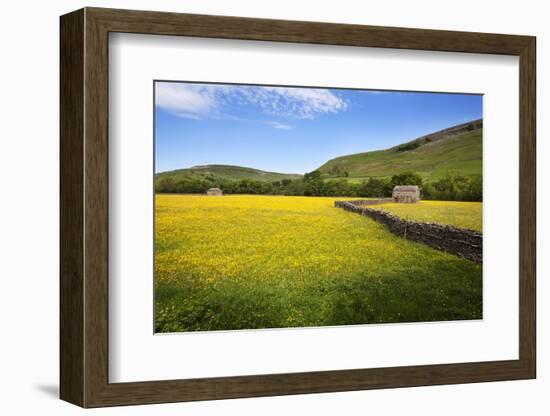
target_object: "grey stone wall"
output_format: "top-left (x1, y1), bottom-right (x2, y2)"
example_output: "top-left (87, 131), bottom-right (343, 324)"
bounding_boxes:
top-left (335, 200), bottom-right (482, 263)
top-left (346, 198), bottom-right (394, 206)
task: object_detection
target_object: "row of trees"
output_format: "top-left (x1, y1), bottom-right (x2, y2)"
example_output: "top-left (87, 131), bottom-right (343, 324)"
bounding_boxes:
top-left (423, 173), bottom-right (482, 202)
top-left (155, 171), bottom-right (482, 201)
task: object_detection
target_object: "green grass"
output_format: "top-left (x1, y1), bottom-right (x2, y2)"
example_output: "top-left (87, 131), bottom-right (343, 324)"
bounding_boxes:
top-left (371, 201), bottom-right (482, 232)
top-left (318, 128), bottom-right (482, 182)
top-left (155, 195), bottom-right (482, 332)
top-left (156, 164), bottom-right (302, 183)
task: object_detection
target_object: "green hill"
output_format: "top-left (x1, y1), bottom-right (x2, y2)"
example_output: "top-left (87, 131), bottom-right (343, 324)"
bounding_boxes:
top-left (155, 164), bottom-right (303, 183)
top-left (317, 119), bottom-right (482, 182)
top-left (156, 120), bottom-right (482, 188)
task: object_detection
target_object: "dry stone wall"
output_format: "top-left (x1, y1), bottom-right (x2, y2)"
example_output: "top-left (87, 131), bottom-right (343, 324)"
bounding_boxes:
top-left (335, 200), bottom-right (482, 263)
top-left (347, 198), bottom-right (394, 206)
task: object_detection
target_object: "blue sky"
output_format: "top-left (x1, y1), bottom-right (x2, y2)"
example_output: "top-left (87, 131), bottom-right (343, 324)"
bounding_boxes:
top-left (155, 81), bottom-right (482, 174)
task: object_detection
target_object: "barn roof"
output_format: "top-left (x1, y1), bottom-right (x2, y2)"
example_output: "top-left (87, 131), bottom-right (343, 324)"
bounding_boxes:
top-left (393, 185), bottom-right (419, 192)
top-left (207, 187), bottom-right (222, 191)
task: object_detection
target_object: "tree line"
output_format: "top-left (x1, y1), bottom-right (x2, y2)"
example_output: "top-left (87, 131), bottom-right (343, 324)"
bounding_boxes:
top-left (155, 170), bottom-right (482, 202)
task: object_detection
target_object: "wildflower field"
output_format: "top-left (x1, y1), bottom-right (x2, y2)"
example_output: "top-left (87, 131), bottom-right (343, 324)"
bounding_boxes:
top-left (371, 201), bottom-right (482, 232)
top-left (155, 194), bottom-right (482, 332)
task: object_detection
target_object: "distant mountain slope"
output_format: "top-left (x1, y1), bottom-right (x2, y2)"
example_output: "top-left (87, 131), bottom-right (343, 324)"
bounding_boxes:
top-left (317, 119), bottom-right (482, 182)
top-left (155, 164), bottom-right (303, 182)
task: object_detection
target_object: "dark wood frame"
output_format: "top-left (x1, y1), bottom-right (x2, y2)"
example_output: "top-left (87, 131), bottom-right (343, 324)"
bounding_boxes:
top-left (60, 7), bottom-right (536, 408)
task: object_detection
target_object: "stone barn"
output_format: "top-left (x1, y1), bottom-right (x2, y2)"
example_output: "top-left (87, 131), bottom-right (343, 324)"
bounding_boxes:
top-left (392, 185), bottom-right (420, 203)
top-left (206, 187), bottom-right (223, 196)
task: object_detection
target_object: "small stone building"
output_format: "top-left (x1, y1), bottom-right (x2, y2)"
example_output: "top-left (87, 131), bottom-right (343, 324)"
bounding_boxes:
top-left (206, 187), bottom-right (223, 196)
top-left (392, 185), bottom-right (420, 203)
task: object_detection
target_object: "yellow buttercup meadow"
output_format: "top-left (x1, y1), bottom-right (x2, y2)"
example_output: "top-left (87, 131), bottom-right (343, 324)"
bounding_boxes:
top-left (155, 194), bottom-right (482, 332)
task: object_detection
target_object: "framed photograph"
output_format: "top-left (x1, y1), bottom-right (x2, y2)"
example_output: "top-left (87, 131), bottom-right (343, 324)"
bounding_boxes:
top-left (60, 7), bottom-right (536, 408)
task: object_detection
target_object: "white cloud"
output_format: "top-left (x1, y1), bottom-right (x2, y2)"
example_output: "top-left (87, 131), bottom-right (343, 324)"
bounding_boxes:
top-left (265, 121), bottom-right (293, 130)
top-left (155, 82), bottom-right (348, 121)
top-left (155, 83), bottom-right (229, 119)
top-left (237, 86), bottom-right (348, 119)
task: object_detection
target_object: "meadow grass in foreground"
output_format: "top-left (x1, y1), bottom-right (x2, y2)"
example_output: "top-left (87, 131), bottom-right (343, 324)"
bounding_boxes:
top-left (370, 201), bottom-right (482, 232)
top-left (155, 195), bottom-right (482, 332)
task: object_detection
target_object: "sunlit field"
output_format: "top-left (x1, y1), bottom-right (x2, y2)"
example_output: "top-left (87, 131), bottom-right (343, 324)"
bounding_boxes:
top-left (371, 201), bottom-right (482, 232)
top-left (155, 194), bottom-right (482, 332)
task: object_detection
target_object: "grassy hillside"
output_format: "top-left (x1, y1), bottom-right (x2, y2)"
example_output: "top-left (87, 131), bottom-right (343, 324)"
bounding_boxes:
top-left (156, 120), bottom-right (482, 194)
top-left (317, 120), bottom-right (482, 182)
top-left (156, 164), bottom-right (302, 183)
